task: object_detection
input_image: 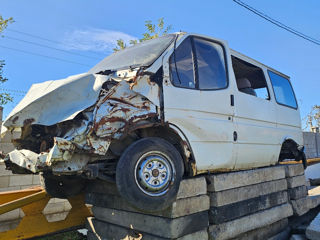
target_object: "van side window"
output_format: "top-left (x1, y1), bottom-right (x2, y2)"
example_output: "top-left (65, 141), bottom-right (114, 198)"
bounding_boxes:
top-left (169, 38), bottom-right (195, 89)
top-left (268, 70), bottom-right (297, 109)
top-left (232, 56), bottom-right (270, 100)
top-left (193, 38), bottom-right (227, 90)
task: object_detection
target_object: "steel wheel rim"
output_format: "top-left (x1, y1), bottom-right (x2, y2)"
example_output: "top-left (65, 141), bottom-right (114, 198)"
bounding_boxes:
top-left (134, 151), bottom-right (175, 196)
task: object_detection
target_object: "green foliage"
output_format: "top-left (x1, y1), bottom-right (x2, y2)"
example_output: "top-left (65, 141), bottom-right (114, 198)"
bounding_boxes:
top-left (113, 18), bottom-right (172, 52)
top-left (112, 39), bottom-right (126, 52)
top-left (0, 61), bottom-right (13, 105)
top-left (0, 15), bottom-right (14, 105)
top-left (0, 16), bottom-right (14, 34)
top-left (38, 230), bottom-right (86, 240)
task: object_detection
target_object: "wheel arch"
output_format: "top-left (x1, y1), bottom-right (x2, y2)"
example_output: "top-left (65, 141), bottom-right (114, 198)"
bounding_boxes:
top-left (279, 137), bottom-right (300, 161)
top-left (110, 123), bottom-right (197, 176)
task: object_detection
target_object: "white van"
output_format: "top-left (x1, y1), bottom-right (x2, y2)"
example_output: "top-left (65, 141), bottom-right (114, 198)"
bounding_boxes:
top-left (3, 32), bottom-right (305, 211)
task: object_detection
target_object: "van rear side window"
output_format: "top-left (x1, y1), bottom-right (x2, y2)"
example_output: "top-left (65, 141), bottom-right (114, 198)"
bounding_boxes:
top-left (268, 70), bottom-right (297, 109)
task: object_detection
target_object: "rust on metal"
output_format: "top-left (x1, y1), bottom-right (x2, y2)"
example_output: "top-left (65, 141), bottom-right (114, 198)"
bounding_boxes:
top-left (23, 118), bottom-right (35, 126)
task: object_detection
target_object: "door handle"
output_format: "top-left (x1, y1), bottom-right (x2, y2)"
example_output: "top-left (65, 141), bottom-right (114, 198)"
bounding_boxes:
top-left (230, 94), bottom-right (234, 106)
top-left (233, 131), bottom-right (238, 142)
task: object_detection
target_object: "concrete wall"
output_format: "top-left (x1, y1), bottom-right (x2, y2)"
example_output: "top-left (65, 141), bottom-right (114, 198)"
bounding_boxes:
top-left (303, 132), bottom-right (320, 159)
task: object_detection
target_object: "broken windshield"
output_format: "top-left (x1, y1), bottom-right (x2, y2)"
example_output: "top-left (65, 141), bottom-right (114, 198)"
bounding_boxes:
top-left (89, 34), bottom-right (176, 73)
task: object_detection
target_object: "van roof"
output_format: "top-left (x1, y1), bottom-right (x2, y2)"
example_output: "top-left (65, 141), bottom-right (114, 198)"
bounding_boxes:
top-left (230, 48), bottom-right (290, 80)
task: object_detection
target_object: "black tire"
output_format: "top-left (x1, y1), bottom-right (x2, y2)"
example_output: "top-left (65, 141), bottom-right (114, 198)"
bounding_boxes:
top-left (116, 137), bottom-right (184, 212)
top-left (301, 152), bottom-right (307, 169)
top-left (40, 172), bottom-right (86, 198)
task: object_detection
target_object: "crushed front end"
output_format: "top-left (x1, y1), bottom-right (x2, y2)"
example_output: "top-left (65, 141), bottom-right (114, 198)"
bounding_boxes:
top-left (3, 71), bottom-right (161, 180)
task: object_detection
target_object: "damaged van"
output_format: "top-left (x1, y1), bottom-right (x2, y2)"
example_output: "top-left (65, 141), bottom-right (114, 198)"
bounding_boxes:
top-left (3, 32), bottom-right (306, 211)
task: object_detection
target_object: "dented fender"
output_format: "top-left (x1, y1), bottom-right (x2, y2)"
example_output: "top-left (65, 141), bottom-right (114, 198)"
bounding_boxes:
top-left (4, 72), bottom-right (161, 175)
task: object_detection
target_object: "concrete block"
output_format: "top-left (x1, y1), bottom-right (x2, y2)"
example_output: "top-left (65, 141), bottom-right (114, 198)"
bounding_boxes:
top-left (0, 209), bottom-right (20, 221)
top-left (0, 163), bottom-right (13, 176)
top-left (290, 194), bottom-right (320, 216)
top-left (32, 175), bottom-right (40, 185)
top-left (284, 164), bottom-right (305, 177)
top-left (9, 175), bottom-right (33, 187)
top-left (64, 201), bottom-right (72, 211)
top-left (92, 207), bottom-right (208, 239)
top-left (0, 186), bottom-right (20, 192)
top-left (86, 177), bottom-right (207, 200)
top-left (86, 180), bottom-right (119, 195)
top-left (19, 209), bottom-right (25, 218)
top-left (287, 175), bottom-right (307, 189)
top-left (207, 165), bottom-right (285, 192)
top-left (209, 191), bottom-right (288, 224)
top-left (42, 202), bottom-right (66, 214)
top-left (210, 179), bottom-right (287, 207)
top-left (87, 192), bottom-right (209, 218)
top-left (0, 219), bottom-right (20, 232)
top-left (290, 234), bottom-right (307, 240)
top-left (208, 203), bottom-right (293, 240)
top-left (267, 227), bottom-right (290, 240)
top-left (19, 185), bottom-right (37, 190)
top-left (291, 197), bottom-right (310, 216)
top-left (0, 175), bottom-right (9, 188)
top-left (288, 185), bottom-right (308, 200)
top-left (306, 212), bottom-right (320, 240)
top-left (86, 217), bottom-right (208, 240)
top-left (233, 218), bottom-right (288, 240)
top-left (177, 177), bottom-right (207, 199)
top-left (44, 212), bottom-right (69, 222)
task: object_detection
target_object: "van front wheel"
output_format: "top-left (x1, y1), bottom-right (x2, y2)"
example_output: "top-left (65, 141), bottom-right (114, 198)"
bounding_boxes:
top-left (116, 137), bottom-right (184, 212)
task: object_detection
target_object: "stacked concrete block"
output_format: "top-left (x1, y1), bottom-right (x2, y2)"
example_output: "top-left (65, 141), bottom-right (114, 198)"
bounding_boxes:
top-left (0, 161), bottom-right (40, 192)
top-left (284, 164), bottom-right (320, 216)
top-left (207, 165), bottom-right (293, 240)
top-left (85, 177), bottom-right (209, 240)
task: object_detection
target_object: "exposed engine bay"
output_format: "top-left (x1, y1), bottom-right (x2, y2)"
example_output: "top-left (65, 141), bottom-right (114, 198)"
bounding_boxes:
top-left (3, 69), bottom-right (164, 180)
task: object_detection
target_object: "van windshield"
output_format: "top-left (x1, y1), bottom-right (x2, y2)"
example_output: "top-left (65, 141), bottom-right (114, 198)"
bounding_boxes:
top-left (89, 34), bottom-right (176, 73)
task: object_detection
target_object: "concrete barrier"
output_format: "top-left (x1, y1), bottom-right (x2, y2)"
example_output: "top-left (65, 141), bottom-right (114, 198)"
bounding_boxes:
top-left (86, 177), bottom-right (209, 239)
top-left (85, 164), bottom-right (320, 240)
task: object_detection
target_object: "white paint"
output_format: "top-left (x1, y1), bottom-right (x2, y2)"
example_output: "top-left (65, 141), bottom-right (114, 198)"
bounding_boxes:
top-left (4, 32), bottom-right (303, 176)
top-left (3, 73), bottom-right (109, 127)
top-left (162, 33), bottom-right (302, 173)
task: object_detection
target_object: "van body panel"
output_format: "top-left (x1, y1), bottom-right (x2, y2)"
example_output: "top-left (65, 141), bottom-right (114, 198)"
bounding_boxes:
top-left (3, 32), bottom-right (304, 177)
top-left (162, 34), bottom-right (237, 172)
top-left (163, 84), bottom-right (236, 172)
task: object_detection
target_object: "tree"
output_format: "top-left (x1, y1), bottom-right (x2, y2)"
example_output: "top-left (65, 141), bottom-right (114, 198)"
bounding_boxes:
top-left (113, 18), bottom-right (172, 52)
top-left (305, 105), bottom-right (320, 131)
top-left (0, 15), bottom-right (14, 105)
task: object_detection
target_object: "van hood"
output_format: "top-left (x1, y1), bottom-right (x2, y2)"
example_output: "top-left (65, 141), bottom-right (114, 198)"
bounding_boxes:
top-left (3, 73), bottom-right (109, 128)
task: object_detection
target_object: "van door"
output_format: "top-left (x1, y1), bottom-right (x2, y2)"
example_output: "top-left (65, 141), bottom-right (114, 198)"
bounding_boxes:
top-left (231, 56), bottom-right (278, 168)
top-left (162, 35), bottom-right (236, 173)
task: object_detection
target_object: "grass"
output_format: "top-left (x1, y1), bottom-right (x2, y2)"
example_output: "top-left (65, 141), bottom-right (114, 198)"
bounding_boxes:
top-left (37, 230), bottom-right (86, 240)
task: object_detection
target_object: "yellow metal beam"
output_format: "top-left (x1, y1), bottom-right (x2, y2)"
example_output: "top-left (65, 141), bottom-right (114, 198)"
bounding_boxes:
top-left (0, 190), bottom-right (47, 215)
top-left (0, 186), bottom-right (43, 205)
top-left (0, 187), bottom-right (92, 240)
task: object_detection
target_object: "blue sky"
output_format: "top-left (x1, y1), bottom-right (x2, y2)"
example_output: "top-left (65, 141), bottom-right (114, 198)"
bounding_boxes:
top-left (1, 0), bottom-right (319, 128)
